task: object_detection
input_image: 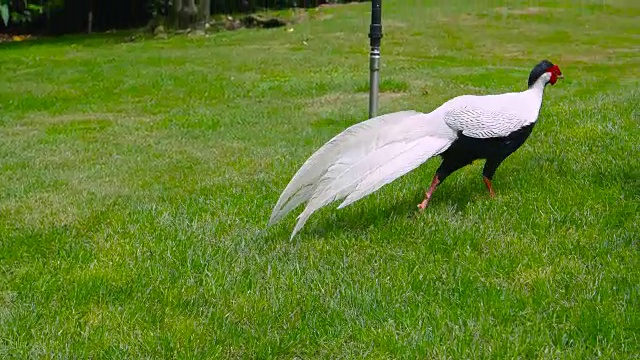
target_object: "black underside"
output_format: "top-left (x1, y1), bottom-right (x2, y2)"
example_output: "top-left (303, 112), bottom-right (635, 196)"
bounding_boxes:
top-left (436, 123), bottom-right (535, 182)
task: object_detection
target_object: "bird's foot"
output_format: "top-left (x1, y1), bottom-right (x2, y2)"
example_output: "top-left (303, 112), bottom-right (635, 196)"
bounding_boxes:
top-left (418, 176), bottom-right (440, 211)
top-left (483, 176), bottom-right (496, 198)
top-left (417, 198), bottom-right (430, 211)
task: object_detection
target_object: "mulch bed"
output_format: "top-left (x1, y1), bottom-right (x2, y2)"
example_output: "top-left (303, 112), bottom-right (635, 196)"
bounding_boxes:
top-left (0, 33), bottom-right (35, 43)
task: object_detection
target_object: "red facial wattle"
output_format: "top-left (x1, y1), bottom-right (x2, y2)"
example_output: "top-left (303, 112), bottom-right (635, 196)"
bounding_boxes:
top-left (548, 65), bottom-right (563, 85)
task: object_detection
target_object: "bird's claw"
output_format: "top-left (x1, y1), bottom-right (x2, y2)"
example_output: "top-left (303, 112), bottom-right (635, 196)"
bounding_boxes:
top-left (417, 199), bottom-right (429, 211)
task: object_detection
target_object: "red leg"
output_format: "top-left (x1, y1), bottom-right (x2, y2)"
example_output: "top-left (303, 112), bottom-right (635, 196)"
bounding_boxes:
top-left (417, 175), bottom-right (440, 210)
top-left (483, 176), bottom-right (496, 198)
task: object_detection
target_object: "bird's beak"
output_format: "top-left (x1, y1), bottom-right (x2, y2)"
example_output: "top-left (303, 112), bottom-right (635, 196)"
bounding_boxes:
top-left (558, 74), bottom-right (565, 80)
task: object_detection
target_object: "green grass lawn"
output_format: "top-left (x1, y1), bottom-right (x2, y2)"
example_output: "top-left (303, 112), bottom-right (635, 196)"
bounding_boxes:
top-left (1, 0), bottom-right (639, 357)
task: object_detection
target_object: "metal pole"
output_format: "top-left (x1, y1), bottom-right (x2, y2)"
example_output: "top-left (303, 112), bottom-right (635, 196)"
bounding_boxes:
top-left (368, 0), bottom-right (382, 118)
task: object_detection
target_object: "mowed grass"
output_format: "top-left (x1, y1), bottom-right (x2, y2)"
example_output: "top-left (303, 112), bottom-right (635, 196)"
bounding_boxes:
top-left (1, 0), bottom-right (639, 357)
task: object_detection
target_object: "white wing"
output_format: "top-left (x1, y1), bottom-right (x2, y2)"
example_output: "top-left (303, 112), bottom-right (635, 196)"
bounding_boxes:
top-left (443, 106), bottom-right (529, 138)
top-left (442, 92), bottom-right (542, 139)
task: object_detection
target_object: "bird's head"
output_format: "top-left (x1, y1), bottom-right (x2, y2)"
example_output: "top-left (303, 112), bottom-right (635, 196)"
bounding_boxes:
top-left (528, 60), bottom-right (563, 88)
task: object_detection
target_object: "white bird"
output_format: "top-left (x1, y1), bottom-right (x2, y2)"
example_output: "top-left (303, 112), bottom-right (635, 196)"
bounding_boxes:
top-left (270, 60), bottom-right (564, 238)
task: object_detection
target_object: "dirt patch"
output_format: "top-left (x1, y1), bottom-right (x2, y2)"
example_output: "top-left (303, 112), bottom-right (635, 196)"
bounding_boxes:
top-left (318, 1), bottom-right (364, 8)
top-left (314, 12), bottom-right (334, 21)
top-left (307, 92), bottom-right (405, 115)
top-left (493, 7), bottom-right (552, 15)
top-left (314, 91), bottom-right (404, 103)
top-left (384, 20), bottom-right (408, 28)
top-left (22, 112), bottom-right (156, 125)
top-left (435, 13), bottom-right (486, 26)
top-left (3, 112), bottom-right (157, 138)
top-left (0, 33), bottom-right (36, 43)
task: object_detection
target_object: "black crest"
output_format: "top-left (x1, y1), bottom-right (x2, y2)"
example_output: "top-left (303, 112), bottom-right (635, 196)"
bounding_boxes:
top-left (528, 60), bottom-right (555, 88)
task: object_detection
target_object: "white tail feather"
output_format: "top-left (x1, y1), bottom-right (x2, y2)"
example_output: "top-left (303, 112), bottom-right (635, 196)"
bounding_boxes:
top-left (270, 110), bottom-right (457, 238)
top-left (338, 136), bottom-right (452, 209)
top-left (269, 111), bottom-right (420, 225)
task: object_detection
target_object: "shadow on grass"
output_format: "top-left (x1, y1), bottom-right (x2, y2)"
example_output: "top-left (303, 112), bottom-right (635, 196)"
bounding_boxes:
top-left (260, 161), bottom-right (543, 242)
top-left (277, 177), bottom-right (498, 241)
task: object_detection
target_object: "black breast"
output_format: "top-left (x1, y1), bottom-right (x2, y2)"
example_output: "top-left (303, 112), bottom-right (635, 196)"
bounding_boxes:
top-left (440, 123), bottom-right (536, 165)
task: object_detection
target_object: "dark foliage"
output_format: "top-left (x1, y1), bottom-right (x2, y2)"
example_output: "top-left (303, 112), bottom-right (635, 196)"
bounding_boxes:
top-left (1, 0), bottom-right (368, 35)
